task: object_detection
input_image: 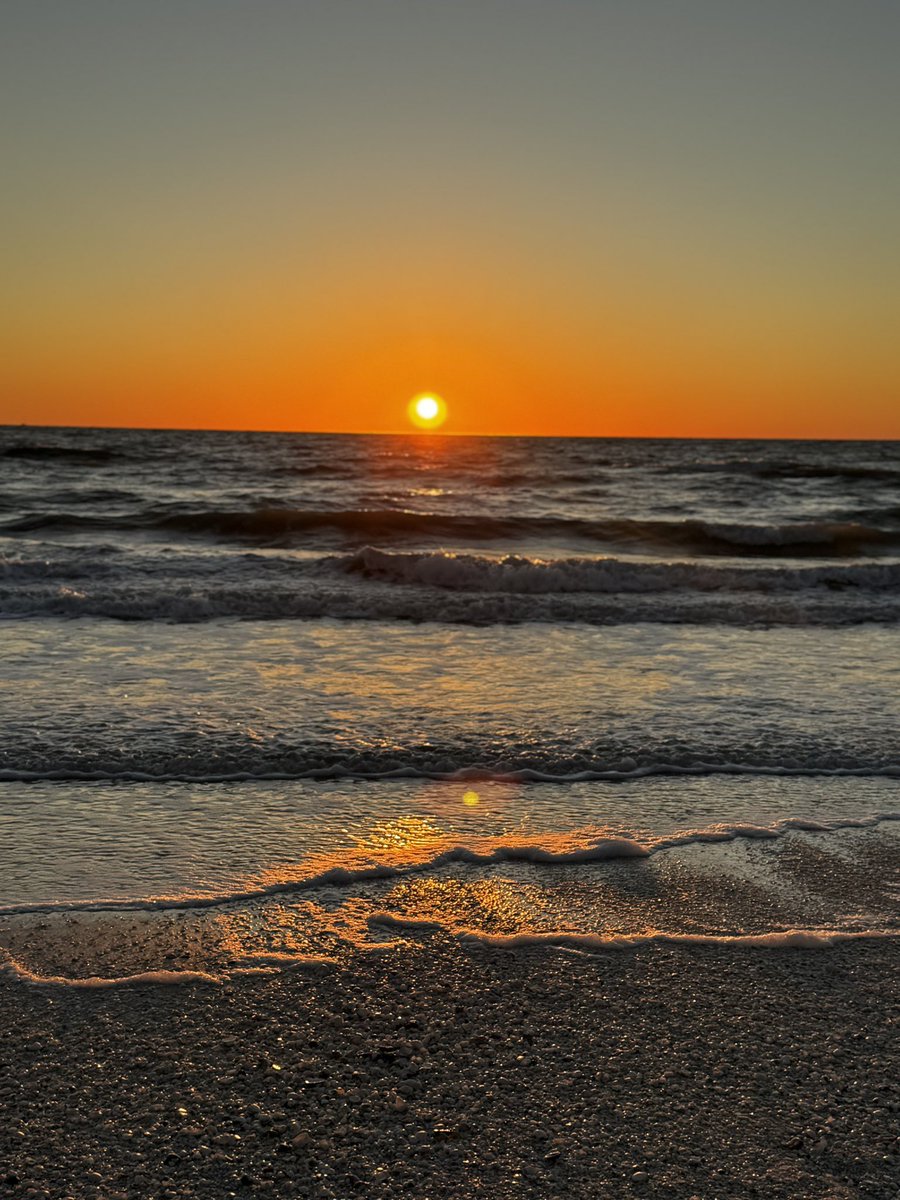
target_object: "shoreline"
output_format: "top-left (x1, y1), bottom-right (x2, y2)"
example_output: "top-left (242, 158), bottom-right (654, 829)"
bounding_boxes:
top-left (2, 938), bottom-right (897, 1199)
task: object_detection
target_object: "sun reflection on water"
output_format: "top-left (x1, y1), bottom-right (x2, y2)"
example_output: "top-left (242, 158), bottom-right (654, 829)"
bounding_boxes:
top-left (354, 816), bottom-right (446, 854)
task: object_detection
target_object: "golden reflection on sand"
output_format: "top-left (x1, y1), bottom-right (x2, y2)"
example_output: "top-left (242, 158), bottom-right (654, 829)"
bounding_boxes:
top-left (379, 877), bottom-right (547, 936)
top-left (249, 817), bottom-right (451, 898)
top-left (0, 798), bottom-right (680, 981)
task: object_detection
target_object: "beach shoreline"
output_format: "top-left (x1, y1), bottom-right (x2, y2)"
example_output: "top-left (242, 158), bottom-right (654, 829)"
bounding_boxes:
top-left (1, 938), bottom-right (897, 1199)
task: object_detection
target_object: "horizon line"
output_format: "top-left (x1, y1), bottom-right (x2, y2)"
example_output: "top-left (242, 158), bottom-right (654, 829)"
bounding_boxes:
top-left (2, 422), bottom-right (897, 443)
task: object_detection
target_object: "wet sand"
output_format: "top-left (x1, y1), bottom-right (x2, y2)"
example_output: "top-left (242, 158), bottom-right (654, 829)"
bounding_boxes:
top-left (1, 937), bottom-right (897, 1199)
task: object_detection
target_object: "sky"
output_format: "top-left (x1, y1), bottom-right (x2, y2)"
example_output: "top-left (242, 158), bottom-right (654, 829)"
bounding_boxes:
top-left (2, 0), bottom-right (899, 437)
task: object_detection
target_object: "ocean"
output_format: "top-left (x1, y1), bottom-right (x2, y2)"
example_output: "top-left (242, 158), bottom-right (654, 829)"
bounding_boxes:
top-left (1, 427), bottom-right (898, 982)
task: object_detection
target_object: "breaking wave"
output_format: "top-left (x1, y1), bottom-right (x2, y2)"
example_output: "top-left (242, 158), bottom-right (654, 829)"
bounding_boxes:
top-left (3, 541), bottom-right (900, 625)
top-left (339, 546), bottom-right (900, 593)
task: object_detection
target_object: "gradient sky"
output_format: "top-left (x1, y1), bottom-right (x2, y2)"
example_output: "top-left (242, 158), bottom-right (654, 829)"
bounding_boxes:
top-left (2, 1), bottom-right (899, 436)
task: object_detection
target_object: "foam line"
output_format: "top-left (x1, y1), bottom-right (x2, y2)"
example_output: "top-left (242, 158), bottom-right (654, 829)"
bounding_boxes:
top-left (0, 957), bottom-right (223, 988)
top-left (2, 762), bottom-right (899, 785)
top-left (230, 952), bottom-right (335, 970)
top-left (6, 927), bottom-right (895, 991)
top-left (0, 949), bottom-right (338, 988)
top-left (0, 812), bottom-right (896, 920)
top-left (459, 928), bottom-right (900, 952)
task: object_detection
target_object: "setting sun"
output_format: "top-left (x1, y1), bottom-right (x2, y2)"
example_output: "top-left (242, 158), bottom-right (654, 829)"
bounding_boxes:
top-left (407, 393), bottom-right (448, 430)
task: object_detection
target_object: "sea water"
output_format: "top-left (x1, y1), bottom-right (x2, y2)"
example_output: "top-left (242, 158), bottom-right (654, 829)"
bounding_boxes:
top-left (1, 429), bottom-right (898, 981)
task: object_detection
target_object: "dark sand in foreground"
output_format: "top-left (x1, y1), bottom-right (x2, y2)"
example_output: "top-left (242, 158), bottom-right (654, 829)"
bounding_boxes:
top-left (1, 939), bottom-right (897, 1200)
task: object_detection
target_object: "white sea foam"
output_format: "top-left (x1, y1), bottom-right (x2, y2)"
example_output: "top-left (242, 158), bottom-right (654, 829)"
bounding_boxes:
top-left (4, 924), bottom-right (895, 991)
top-left (0, 958), bottom-right (223, 988)
top-left (3, 540), bottom-right (900, 627)
top-left (0, 949), bottom-right (337, 989)
top-left (458, 928), bottom-right (900, 952)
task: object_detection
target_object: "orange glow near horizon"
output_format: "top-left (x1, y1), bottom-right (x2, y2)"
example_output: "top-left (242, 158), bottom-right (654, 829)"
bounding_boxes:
top-left (4, 276), bottom-right (898, 437)
top-left (3, 6), bottom-right (899, 440)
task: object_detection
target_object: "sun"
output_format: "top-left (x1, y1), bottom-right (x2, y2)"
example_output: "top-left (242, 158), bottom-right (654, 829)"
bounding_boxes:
top-left (407, 393), bottom-right (448, 430)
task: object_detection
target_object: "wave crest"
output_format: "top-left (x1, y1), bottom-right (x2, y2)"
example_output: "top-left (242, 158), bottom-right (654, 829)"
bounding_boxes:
top-left (340, 546), bottom-right (900, 594)
top-left (3, 508), bottom-right (896, 555)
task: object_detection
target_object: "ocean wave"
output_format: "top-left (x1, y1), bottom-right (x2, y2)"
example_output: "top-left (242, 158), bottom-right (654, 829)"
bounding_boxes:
top-left (0, 555), bottom-right (121, 580)
top-left (2, 443), bottom-right (120, 464)
top-left (661, 459), bottom-right (900, 483)
top-left (2, 579), bottom-right (899, 625)
top-left (2, 756), bottom-right (898, 786)
top-left (7, 544), bottom-right (900, 593)
top-left (3, 508), bottom-right (897, 555)
top-left (339, 546), bottom-right (900, 593)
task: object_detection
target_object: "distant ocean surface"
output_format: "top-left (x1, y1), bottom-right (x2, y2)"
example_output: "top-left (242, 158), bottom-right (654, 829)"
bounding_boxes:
top-left (1, 427), bottom-right (898, 980)
top-left (4, 429), bottom-right (900, 627)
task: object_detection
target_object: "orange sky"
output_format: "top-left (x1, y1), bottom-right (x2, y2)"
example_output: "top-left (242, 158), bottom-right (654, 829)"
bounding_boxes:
top-left (2, 2), bottom-right (898, 438)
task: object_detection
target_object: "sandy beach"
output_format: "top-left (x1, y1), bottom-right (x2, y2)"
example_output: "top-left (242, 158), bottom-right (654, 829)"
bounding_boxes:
top-left (1, 938), bottom-right (897, 1199)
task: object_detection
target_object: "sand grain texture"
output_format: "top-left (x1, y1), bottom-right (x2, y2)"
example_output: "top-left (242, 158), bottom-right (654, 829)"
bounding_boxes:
top-left (1, 939), bottom-right (898, 1199)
